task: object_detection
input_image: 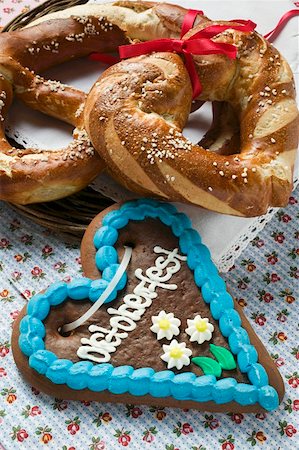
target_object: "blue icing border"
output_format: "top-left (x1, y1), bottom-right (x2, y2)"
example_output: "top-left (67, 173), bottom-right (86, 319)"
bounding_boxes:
top-left (18, 199), bottom-right (279, 411)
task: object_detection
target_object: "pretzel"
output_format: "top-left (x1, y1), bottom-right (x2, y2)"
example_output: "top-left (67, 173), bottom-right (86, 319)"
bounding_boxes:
top-left (0, 1), bottom-right (203, 204)
top-left (84, 17), bottom-right (299, 217)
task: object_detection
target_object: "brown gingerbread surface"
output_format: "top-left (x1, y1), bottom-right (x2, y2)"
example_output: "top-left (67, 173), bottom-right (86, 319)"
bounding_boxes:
top-left (12, 203), bottom-right (285, 411)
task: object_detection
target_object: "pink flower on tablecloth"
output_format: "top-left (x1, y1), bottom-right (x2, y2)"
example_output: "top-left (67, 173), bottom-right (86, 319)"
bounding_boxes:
top-left (221, 443), bottom-right (234, 450)
top-left (11, 426), bottom-right (29, 443)
top-left (52, 398), bottom-right (68, 411)
top-left (286, 373), bottom-right (299, 388)
top-left (255, 413), bottom-right (267, 420)
top-left (42, 245), bottom-right (54, 258)
top-left (288, 378), bottom-right (299, 388)
top-left (271, 273), bottom-right (280, 282)
top-left (31, 405), bottom-right (42, 416)
top-left (283, 398), bottom-right (298, 413)
top-left (266, 251), bottom-right (278, 265)
top-left (89, 437), bottom-right (106, 450)
top-left (293, 400), bottom-right (299, 411)
top-left (22, 404), bottom-right (42, 418)
top-left (271, 353), bottom-right (285, 367)
top-left (271, 231), bottom-right (285, 243)
top-left (81, 400), bottom-right (92, 407)
top-left (31, 266), bottom-right (45, 278)
top-left (11, 270), bottom-right (22, 281)
top-left (0, 238), bottom-right (12, 250)
top-left (0, 341), bottom-right (10, 357)
top-left (263, 272), bottom-right (280, 284)
top-left (251, 312), bottom-right (266, 326)
top-left (66, 417), bottom-right (81, 435)
top-left (237, 277), bottom-right (250, 289)
top-left (258, 290), bottom-right (274, 303)
top-left (182, 423), bottom-right (193, 435)
top-left (126, 405), bottom-right (142, 419)
top-left (202, 415), bottom-right (220, 430)
top-left (278, 421), bottom-right (297, 437)
top-left (21, 289), bottom-right (34, 299)
top-left (219, 435), bottom-right (235, 450)
top-left (53, 261), bottom-right (67, 273)
top-left (142, 427), bottom-right (157, 442)
top-left (285, 425), bottom-right (297, 437)
top-left (114, 429), bottom-right (131, 446)
top-left (3, 8), bottom-right (15, 14)
top-left (289, 196), bottom-right (298, 205)
top-left (228, 413), bottom-right (244, 424)
top-left (277, 211), bottom-right (292, 223)
top-left (251, 236), bottom-right (265, 248)
top-left (0, 367), bottom-right (7, 377)
top-left (276, 309), bottom-right (289, 322)
top-left (63, 275), bottom-right (72, 283)
top-left (291, 347), bottom-right (299, 360)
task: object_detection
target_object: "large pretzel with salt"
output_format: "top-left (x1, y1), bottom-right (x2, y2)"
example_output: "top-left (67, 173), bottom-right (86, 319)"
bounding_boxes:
top-left (84, 10), bottom-right (298, 217)
top-left (0, 1), bottom-right (202, 204)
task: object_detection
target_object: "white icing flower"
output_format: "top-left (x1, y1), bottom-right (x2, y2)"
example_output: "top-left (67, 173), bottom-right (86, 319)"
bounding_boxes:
top-left (150, 310), bottom-right (181, 340)
top-left (161, 339), bottom-right (192, 370)
top-left (185, 315), bottom-right (214, 344)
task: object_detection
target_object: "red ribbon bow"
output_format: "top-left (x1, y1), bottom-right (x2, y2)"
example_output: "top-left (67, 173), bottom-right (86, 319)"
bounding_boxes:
top-left (89, 8), bottom-right (297, 98)
top-left (119, 11), bottom-right (256, 98)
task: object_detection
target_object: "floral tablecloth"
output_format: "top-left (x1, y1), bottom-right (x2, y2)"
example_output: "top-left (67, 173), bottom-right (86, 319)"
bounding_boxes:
top-left (0, 0), bottom-right (43, 26)
top-left (0, 1), bottom-right (299, 449)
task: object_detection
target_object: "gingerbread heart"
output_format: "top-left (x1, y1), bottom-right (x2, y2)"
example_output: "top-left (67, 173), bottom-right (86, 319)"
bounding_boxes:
top-left (12, 199), bottom-right (284, 412)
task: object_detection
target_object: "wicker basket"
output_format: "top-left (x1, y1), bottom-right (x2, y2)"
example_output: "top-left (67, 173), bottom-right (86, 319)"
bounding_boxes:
top-left (3, 0), bottom-right (115, 240)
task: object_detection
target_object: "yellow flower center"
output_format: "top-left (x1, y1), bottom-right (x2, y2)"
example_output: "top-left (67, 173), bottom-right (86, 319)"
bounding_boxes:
top-left (158, 318), bottom-right (170, 330)
top-left (169, 347), bottom-right (183, 359)
top-left (195, 319), bottom-right (208, 332)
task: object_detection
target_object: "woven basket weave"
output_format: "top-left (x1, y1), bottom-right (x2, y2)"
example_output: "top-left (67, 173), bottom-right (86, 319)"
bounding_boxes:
top-left (3, 0), bottom-right (115, 240)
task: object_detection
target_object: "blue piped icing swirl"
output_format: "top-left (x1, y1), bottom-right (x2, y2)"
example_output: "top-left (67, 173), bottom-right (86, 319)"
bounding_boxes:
top-left (18, 198), bottom-right (279, 411)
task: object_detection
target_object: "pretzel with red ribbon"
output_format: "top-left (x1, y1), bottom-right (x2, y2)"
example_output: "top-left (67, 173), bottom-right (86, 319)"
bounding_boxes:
top-left (85, 10), bottom-right (298, 216)
top-left (0, 1), bottom-right (205, 204)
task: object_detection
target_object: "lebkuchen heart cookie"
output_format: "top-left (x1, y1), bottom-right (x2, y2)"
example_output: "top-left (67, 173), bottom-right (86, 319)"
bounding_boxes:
top-left (12, 199), bottom-right (285, 412)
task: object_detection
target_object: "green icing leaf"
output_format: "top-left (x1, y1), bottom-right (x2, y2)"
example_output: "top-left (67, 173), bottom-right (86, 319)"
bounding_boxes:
top-left (191, 357), bottom-right (222, 377)
top-left (209, 344), bottom-right (237, 370)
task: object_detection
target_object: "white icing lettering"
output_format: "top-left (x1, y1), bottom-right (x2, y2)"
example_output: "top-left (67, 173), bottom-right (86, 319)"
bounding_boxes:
top-left (78, 246), bottom-right (186, 363)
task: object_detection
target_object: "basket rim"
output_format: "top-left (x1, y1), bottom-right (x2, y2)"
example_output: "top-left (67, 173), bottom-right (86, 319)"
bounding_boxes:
top-left (2, 0), bottom-right (89, 32)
